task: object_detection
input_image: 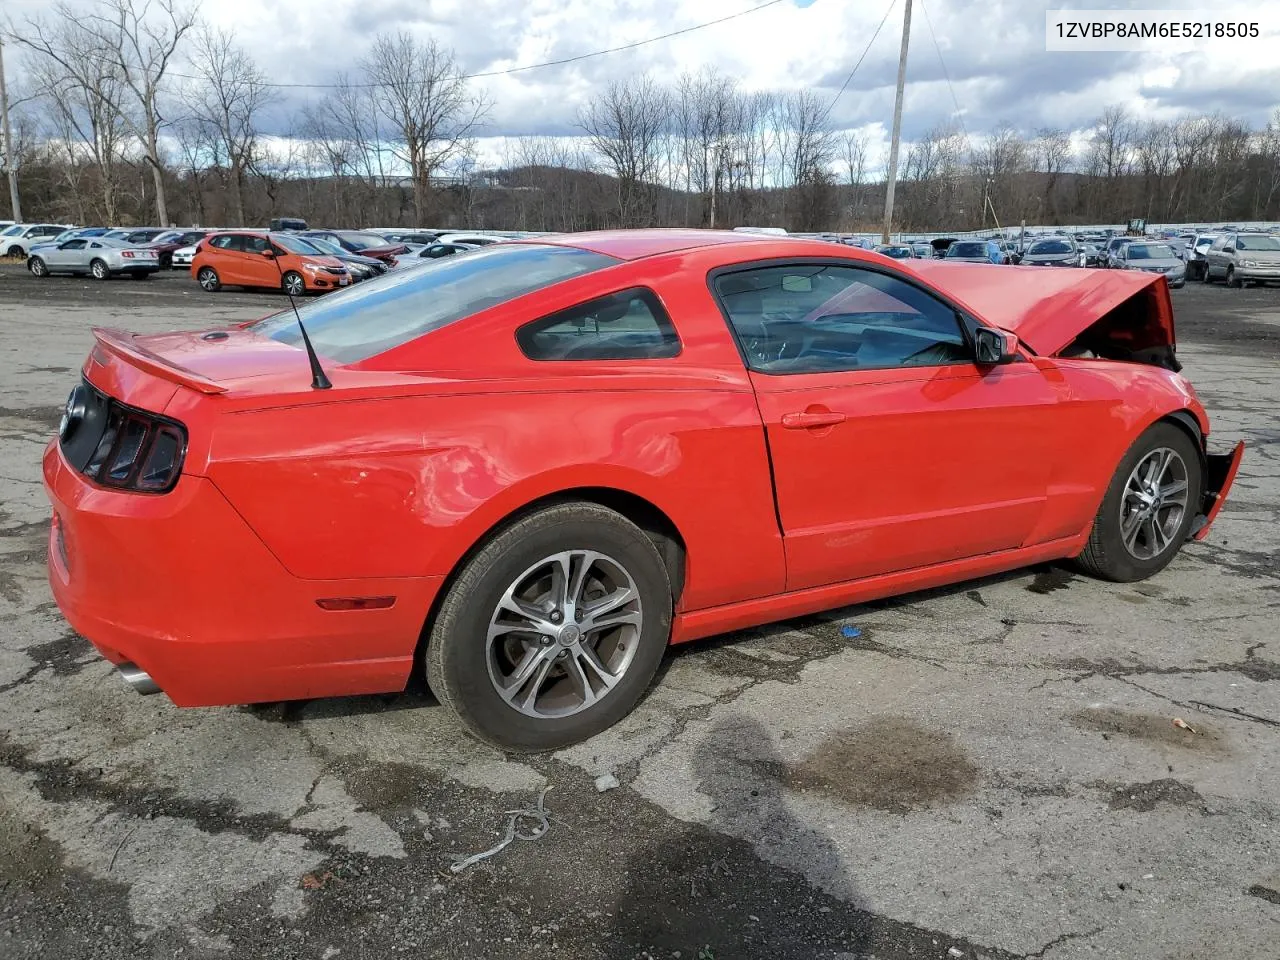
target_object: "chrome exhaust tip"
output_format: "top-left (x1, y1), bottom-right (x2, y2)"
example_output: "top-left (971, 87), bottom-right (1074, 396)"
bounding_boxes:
top-left (118, 663), bottom-right (160, 696)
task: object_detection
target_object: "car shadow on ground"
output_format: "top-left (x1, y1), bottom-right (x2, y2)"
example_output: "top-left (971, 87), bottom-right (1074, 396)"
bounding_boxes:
top-left (604, 713), bottom-right (876, 960)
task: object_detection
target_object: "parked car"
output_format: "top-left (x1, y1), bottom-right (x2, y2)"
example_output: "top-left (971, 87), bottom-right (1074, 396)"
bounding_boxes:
top-left (269, 217), bottom-right (308, 232)
top-left (292, 235), bottom-right (387, 281)
top-left (1112, 241), bottom-right (1186, 287)
top-left (301, 230), bottom-right (407, 265)
top-left (192, 231), bottom-right (350, 295)
top-left (1102, 236), bottom-right (1134, 268)
top-left (171, 244), bottom-right (199, 269)
top-left (1182, 234), bottom-right (1217, 281)
top-left (418, 242), bottom-right (478, 260)
top-left (1020, 237), bottom-right (1084, 268)
top-left (147, 230), bottom-right (210, 269)
top-left (379, 231), bottom-right (441, 246)
top-left (874, 244), bottom-right (917, 259)
top-left (1078, 242), bottom-right (1106, 267)
top-left (944, 239), bottom-right (1003, 264)
top-left (435, 233), bottom-right (503, 247)
top-left (0, 223), bottom-right (67, 258)
top-left (1203, 232), bottom-right (1280, 287)
top-left (41, 231), bottom-right (1244, 750)
top-left (27, 236), bottom-right (162, 280)
top-left (910, 243), bottom-right (935, 259)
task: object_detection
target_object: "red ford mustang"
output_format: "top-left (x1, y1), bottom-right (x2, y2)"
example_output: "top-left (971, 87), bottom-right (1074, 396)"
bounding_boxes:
top-left (43, 230), bottom-right (1244, 750)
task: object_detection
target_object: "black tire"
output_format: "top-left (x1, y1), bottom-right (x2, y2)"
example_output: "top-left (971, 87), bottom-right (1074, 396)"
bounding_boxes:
top-left (90, 259), bottom-right (110, 281)
top-left (281, 271), bottom-right (306, 297)
top-left (9, 245), bottom-right (24, 260)
top-left (159, 253), bottom-right (172, 269)
top-left (1073, 422), bottom-right (1203, 583)
top-left (426, 502), bottom-right (673, 751)
top-left (28, 257), bottom-right (47, 278)
top-left (130, 272), bottom-right (150, 281)
top-left (1201, 264), bottom-right (1212, 283)
top-left (197, 266), bottom-right (221, 292)
top-left (1226, 266), bottom-right (1240, 288)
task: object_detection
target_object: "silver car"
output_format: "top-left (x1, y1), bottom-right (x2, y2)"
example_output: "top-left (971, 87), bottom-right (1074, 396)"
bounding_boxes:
top-left (1204, 232), bottom-right (1280, 287)
top-left (1112, 241), bottom-right (1186, 288)
top-left (27, 236), bottom-right (162, 281)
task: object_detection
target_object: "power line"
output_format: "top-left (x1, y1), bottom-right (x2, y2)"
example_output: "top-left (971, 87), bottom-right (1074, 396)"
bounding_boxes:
top-left (917, 0), bottom-right (968, 143)
top-left (821, 0), bottom-right (897, 123)
top-left (60, 0), bottom-right (786, 91)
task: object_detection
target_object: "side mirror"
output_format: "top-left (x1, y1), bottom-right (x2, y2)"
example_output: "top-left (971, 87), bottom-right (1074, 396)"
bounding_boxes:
top-left (262, 249), bottom-right (275, 259)
top-left (973, 327), bottom-right (1018, 366)
top-left (1223, 247), bottom-right (1235, 254)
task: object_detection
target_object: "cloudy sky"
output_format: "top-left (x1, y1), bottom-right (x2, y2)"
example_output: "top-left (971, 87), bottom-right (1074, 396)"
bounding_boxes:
top-left (12, 0), bottom-right (1280, 170)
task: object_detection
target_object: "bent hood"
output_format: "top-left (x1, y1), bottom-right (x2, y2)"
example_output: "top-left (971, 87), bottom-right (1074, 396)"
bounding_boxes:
top-left (907, 261), bottom-right (1172, 356)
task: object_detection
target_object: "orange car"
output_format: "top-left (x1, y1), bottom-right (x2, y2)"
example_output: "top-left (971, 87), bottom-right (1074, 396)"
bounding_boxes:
top-left (192, 231), bottom-right (350, 295)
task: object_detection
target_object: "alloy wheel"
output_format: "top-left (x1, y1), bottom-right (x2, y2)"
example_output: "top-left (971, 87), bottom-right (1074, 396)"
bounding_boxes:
top-left (284, 273), bottom-right (305, 296)
top-left (485, 549), bottom-right (643, 719)
top-left (1119, 447), bottom-right (1190, 560)
top-left (198, 268), bottom-right (218, 291)
top-left (91, 260), bottom-right (107, 280)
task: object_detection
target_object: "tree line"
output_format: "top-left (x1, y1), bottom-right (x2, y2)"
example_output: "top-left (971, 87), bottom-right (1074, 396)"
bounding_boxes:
top-left (4, 1), bottom-right (1280, 232)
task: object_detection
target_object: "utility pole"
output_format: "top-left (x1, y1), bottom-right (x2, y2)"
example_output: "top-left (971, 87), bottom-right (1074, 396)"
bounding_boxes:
top-left (0, 35), bottom-right (22, 222)
top-left (880, 0), bottom-right (912, 244)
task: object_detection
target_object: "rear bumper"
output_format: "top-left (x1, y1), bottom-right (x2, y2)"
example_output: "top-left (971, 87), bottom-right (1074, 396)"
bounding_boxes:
top-left (113, 263), bottom-right (160, 275)
top-left (43, 441), bottom-right (439, 706)
top-left (1191, 440), bottom-right (1245, 541)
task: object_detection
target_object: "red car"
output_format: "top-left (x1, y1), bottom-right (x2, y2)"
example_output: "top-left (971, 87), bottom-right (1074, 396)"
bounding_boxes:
top-left (43, 231), bottom-right (1244, 750)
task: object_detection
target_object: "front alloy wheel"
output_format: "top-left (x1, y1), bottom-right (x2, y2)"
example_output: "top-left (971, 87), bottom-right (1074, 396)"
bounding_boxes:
top-left (282, 271), bottom-right (305, 297)
top-left (1119, 448), bottom-right (1190, 561)
top-left (28, 257), bottom-right (47, 277)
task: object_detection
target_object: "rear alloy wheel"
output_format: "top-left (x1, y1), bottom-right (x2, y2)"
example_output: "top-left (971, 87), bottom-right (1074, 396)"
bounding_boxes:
top-left (426, 502), bottom-right (673, 751)
top-left (1074, 422), bottom-right (1203, 582)
top-left (197, 267), bottom-right (221, 292)
top-left (90, 259), bottom-right (110, 281)
top-left (281, 271), bottom-right (306, 297)
top-left (1226, 266), bottom-right (1241, 288)
top-left (28, 257), bottom-right (47, 278)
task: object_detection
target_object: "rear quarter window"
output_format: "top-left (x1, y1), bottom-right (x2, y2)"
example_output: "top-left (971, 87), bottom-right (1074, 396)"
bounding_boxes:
top-left (517, 288), bottom-right (681, 361)
top-left (251, 243), bottom-right (620, 363)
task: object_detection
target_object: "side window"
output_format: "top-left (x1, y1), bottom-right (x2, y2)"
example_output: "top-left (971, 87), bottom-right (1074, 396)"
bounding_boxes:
top-left (1210, 236), bottom-right (1227, 251)
top-left (209, 235), bottom-right (238, 251)
top-left (62, 239), bottom-right (86, 250)
top-left (242, 235), bottom-right (269, 254)
top-left (713, 264), bottom-right (970, 374)
top-left (517, 287), bottom-right (681, 361)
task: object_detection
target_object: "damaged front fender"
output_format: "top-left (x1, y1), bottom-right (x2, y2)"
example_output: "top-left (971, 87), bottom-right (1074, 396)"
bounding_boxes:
top-left (1191, 440), bottom-right (1245, 541)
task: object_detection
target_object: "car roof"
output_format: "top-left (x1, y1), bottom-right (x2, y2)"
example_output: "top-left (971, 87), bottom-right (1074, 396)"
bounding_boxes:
top-left (525, 229), bottom-right (777, 261)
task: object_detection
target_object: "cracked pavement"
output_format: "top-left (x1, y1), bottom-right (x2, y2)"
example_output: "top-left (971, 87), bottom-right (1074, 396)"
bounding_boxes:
top-left (0, 267), bottom-right (1277, 959)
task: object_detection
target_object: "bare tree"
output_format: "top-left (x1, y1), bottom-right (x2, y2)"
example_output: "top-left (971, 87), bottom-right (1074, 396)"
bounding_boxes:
top-left (74, 0), bottom-right (197, 225)
top-left (580, 76), bottom-right (670, 226)
top-left (360, 32), bottom-right (487, 225)
top-left (183, 26), bottom-right (273, 226)
top-left (1031, 127), bottom-right (1072, 220)
top-left (842, 129), bottom-right (869, 226)
top-left (971, 122), bottom-right (1028, 224)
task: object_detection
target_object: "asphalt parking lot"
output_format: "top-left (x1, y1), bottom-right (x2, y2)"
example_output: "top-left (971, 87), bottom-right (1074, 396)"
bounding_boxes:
top-left (1, 265), bottom-right (1277, 960)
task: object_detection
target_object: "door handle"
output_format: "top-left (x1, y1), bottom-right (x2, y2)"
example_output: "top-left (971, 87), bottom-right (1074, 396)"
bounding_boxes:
top-left (781, 410), bottom-right (846, 429)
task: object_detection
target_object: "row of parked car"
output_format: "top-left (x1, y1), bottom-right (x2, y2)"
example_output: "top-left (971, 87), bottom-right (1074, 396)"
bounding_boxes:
top-left (6, 219), bottom-right (532, 293)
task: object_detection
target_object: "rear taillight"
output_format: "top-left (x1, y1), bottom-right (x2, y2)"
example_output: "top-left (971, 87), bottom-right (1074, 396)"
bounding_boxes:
top-left (79, 398), bottom-right (187, 493)
top-left (122, 251), bottom-right (135, 259)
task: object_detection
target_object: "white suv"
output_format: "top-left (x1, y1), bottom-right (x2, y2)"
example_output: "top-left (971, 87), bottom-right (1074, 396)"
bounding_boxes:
top-left (0, 224), bottom-right (68, 259)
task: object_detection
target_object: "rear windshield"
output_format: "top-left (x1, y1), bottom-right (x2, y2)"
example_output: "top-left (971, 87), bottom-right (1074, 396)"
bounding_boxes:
top-left (250, 243), bottom-right (619, 363)
top-left (339, 232), bottom-right (392, 248)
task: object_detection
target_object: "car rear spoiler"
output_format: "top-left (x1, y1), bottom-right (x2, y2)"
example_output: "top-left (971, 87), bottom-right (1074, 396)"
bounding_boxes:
top-left (90, 327), bottom-right (228, 395)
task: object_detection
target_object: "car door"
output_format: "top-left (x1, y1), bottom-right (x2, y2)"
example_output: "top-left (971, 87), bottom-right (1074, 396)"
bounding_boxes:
top-left (208, 234), bottom-right (246, 284)
top-left (711, 261), bottom-right (1059, 592)
top-left (47, 238), bottom-right (87, 270)
top-left (239, 234), bottom-right (276, 288)
top-left (1206, 235), bottom-right (1228, 278)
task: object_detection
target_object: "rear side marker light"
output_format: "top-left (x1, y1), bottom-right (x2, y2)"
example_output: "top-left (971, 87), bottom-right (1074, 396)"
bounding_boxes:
top-left (316, 597), bottom-right (397, 611)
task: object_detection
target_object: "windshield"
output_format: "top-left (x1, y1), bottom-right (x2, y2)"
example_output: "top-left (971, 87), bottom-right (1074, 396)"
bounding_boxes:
top-left (1028, 240), bottom-right (1072, 255)
top-left (947, 242), bottom-right (986, 257)
top-left (249, 243), bottom-right (619, 363)
top-left (1236, 235), bottom-right (1280, 251)
top-left (1, 225), bottom-right (22, 236)
top-left (1127, 244), bottom-right (1175, 260)
top-left (271, 234), bottom-right (325, 255)
top-left (339, 232), bottom-right (390, 248)
top-left (876, 246), bottom-right (912, 258)
top-left (304, 237), bottom-right (346, 256)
